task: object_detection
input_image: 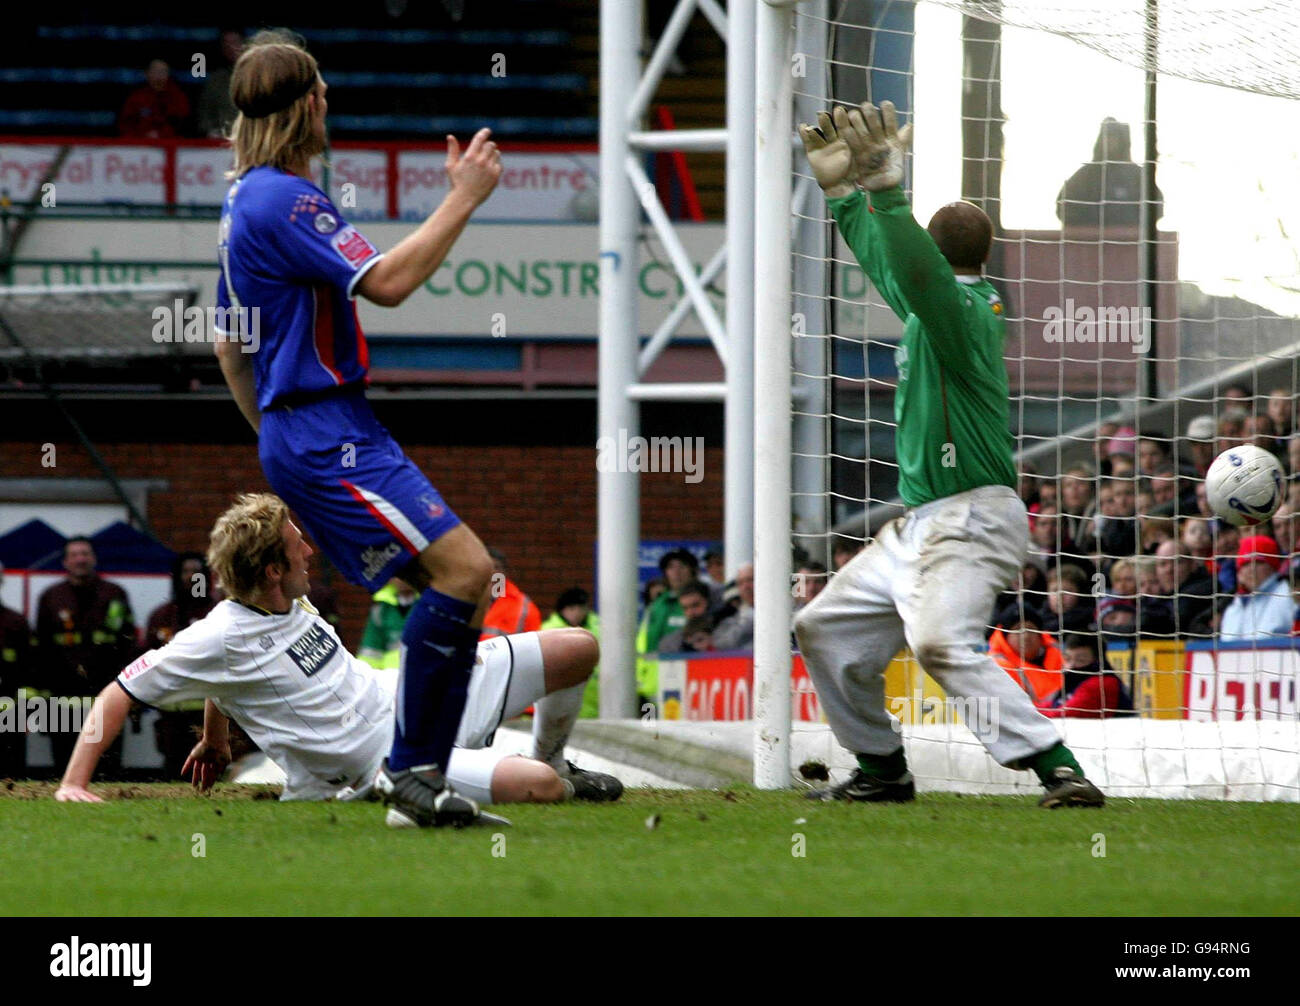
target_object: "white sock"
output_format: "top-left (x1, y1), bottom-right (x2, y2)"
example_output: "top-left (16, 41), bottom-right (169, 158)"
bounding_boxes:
top-left (532, 681), bottom-right (585, 772)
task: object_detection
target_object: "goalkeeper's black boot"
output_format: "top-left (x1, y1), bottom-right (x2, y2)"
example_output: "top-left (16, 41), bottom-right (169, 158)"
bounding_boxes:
top-left (374, 759), bottom-right (484, 828)
top-left (806, 768), bottom-right (915, 803)
top-left (1038, 766), bottom-right (1105, 808)
top-left (562, 760), bottom-right (624, 802)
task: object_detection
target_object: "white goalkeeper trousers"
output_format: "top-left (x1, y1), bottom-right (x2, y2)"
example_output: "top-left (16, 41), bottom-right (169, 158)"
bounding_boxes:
top-left (794, 484), bottom-right (1061, 766)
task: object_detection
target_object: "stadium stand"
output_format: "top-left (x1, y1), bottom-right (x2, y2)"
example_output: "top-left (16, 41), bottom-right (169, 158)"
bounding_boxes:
top-left (1, 3), bottom-right (599, 140)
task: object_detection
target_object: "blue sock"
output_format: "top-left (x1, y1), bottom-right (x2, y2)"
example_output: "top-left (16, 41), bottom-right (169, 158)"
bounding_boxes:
top-left (389, 587), bottom-right (479, 773)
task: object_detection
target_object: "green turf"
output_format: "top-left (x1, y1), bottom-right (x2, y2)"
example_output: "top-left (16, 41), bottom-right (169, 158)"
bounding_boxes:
top-left (1, 784), bottom-right (1296, 915)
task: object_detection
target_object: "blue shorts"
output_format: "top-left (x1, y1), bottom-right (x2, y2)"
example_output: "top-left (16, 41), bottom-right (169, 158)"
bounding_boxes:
top-left (259, 388), bottom-right (462, 591)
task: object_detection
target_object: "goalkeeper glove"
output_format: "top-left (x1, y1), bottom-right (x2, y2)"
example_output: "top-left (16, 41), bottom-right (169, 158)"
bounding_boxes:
top-left (840, 100), bottom-right (913, 192)
top-left (798, 110), bottom-right (857, 200)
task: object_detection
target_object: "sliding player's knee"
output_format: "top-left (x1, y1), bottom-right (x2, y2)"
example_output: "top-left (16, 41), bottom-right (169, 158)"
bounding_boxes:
top-left (492, 757), bottom-right (567, 804)
top-left (566, 628), bottom-right (600, 680)
top-left (542, 628), bottom-right (599, 690)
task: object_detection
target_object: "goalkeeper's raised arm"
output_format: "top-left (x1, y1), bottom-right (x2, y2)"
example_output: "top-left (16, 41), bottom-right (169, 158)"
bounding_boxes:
top-left (799, 99), bottom-right (1016, 508)
top-left (800, 102), bottom-right (985, 368)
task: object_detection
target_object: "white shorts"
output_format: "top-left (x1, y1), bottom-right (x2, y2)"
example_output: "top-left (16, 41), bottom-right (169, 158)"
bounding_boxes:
top-left (369, 631), bottom-right (547, 805)
top-left (448, 631), bottom-right (546, 803)
top-left (456, 631), bottom-right (545, 747)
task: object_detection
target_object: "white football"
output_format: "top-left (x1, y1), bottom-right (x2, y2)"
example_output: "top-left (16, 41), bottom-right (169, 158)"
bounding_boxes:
top-left (1205, 444), bottom-right (1284, 527)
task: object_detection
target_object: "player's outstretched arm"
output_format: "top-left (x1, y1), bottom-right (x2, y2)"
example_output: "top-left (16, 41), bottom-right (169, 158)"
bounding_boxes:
top-left (357, 128), bottom-right (503, 308)
top-left (841, 101), bottom-right (968, 361)
top-left (803, 105), bottom-right (912, 322)
top-left (54, 683), bottom-right (135, 802)
top-left (181, 699), bottom-right (232, 793)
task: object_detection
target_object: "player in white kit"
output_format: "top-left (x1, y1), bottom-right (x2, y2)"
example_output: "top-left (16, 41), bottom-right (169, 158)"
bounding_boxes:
top-left (54, 494), bottom-right (621, 821)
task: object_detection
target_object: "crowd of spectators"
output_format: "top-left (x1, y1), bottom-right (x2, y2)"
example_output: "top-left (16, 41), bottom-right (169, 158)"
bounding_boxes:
top-left (629, 388), bottom-right (1300, 720)
top-left (997, 386), bottom-right (1300, 712)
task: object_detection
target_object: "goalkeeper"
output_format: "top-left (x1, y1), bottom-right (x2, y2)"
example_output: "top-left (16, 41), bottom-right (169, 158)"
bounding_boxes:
top-left (795, 102), bottom-right (1103, 808)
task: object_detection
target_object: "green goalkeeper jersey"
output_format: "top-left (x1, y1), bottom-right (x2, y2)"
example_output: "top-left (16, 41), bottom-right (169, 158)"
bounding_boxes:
top-left (828, 186), bottom-right (1017, 507)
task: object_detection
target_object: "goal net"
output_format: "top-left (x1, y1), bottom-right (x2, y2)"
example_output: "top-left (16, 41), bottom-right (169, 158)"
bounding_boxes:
top-left (784, 0), bottom-right (1300, 799)
top-left (0, 282), bottom-right (203, 361)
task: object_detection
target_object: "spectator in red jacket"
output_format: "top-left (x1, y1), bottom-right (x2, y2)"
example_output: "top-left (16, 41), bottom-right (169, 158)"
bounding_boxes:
top-left (118, 59), bottom-right (191, 138)
top-left (1037, 634), bottom-right (1134, 718)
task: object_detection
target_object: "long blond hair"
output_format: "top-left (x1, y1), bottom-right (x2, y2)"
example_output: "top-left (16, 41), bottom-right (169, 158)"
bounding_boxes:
top-left (226, 29), bottom-right (324, 179)
top-left (207, 493), bottom-right (290, 602)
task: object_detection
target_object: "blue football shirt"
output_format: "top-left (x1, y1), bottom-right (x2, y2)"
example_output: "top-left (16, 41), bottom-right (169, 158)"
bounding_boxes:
top-left (216, 166), bottom-right (384, 411)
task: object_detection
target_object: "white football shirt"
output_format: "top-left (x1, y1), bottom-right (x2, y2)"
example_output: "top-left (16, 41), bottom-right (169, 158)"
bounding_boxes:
top-left (118, 598), bottom-right (393, 800)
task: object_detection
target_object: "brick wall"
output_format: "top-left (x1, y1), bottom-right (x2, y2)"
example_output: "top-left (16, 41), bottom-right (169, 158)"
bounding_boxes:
top-left (0, 436), bottom-right (725, 650)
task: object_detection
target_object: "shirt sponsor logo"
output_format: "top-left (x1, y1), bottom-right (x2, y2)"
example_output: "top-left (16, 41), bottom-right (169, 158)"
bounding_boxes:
top-left (286, 622), bottom-right (339, 678)
top-left (361, 541), bottom-right (403, 582)
top-left (331, 226), bottom-right (376, 267)
top-left (314, 211), bottom-right (338, 234)
top-left (121, 652), bottom-right (154, 681)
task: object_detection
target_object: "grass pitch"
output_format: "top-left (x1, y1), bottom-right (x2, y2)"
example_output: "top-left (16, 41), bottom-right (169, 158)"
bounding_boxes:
top-left (1, 782), bottom-right (1296, 916)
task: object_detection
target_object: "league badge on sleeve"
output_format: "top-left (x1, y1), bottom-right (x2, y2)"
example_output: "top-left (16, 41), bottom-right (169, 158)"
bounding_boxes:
top-left (418, 493), bottom-right (445, 519)
top-left (331, 226), bottom-right (377, 267)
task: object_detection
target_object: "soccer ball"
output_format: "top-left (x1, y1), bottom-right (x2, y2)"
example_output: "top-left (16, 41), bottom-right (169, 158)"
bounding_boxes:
top-left (1205, 444), bottom-right (1284, 527)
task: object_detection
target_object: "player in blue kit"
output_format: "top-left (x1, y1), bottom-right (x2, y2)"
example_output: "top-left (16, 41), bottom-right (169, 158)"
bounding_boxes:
top-left (212, 30), bottom-right (601, 828)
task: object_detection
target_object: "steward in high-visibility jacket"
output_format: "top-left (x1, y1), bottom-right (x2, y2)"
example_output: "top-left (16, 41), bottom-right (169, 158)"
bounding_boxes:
top-left (480, 576), bottom-right (541, 641)
top-left (541, 587), bottom-right (601, 718)
top-left (358, 581), bottom-right (418, 671)
top-left (988, 607), bottom-right (1064, 704)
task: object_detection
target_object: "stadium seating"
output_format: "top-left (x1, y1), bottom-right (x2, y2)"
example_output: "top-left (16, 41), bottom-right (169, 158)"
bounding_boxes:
top-left (1, 3), bottom-right (598, 139)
